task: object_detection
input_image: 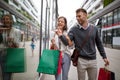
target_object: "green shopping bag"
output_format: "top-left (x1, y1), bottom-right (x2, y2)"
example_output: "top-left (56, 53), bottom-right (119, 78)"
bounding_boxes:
top-left (37, 49), bottom-right (60, 75)
top-left (4, 48), bottom-right (26, 73)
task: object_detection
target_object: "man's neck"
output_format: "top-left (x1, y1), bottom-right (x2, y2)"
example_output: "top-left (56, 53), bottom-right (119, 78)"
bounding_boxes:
top-left (82, 23), bottom-right (88, 29)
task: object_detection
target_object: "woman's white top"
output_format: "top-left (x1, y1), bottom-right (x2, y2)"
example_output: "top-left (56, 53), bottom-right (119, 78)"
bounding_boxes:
top-left (50, 31), bottom-right (74, 56)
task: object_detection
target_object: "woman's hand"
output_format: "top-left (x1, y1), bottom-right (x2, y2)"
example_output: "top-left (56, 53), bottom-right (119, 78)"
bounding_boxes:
top-left (51, 38), bottom-right (55, 44)
top-left (55, 28), bottom-right (63, 36)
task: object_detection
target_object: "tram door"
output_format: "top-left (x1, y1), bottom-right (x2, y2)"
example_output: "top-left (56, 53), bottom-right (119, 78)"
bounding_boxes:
top-left (102, 30), bottom-right (112, 47)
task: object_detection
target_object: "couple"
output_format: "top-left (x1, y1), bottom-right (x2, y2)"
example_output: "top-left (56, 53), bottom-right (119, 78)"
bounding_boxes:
top-left (51, 8), bottom-right (109, 80)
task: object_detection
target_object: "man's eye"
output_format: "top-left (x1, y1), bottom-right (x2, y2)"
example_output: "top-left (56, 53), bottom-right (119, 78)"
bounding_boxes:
top-left (76, 16), bottom-right (81, 17)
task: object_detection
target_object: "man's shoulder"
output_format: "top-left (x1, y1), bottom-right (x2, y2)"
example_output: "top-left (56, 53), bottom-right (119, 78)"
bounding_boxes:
top-left (69, 23), bottom-right (79, 31)
top-left (89, 23), bottom-right (95, 27)
top-left (88, 23), bottom-right (98, 32)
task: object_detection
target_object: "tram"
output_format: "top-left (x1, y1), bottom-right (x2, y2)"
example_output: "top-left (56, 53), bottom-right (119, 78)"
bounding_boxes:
top-left (88, 0), bottom-right (120, 49)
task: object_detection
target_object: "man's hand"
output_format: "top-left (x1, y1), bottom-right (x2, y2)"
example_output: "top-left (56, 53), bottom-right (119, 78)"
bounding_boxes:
top-left (103, 58), bottom-right (110, 66)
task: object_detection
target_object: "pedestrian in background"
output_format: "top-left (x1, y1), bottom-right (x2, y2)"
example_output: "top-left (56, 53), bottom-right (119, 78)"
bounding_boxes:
top-left (50, 16), bottom-right (72, 80)
top-left (55, 8), bottom-right (110, 80)
top-left (0, 14), bottom-right (21, 80)
top-left (30, 38), bottom-right (35, 57)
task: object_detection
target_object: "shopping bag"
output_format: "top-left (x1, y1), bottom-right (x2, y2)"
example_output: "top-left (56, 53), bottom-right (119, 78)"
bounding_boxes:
top-left (4, 48), bottom-right (26, 73)
top-left (57, 51), bottom-right (62, 74)
top-left (37, 49), bottom-right (60, 75)
top-left (98, 68), bottom-right (115, 80)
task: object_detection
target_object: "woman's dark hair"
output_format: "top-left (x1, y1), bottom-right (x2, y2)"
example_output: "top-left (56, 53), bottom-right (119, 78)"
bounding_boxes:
top-left (58, 16), bottom-right (67, 31)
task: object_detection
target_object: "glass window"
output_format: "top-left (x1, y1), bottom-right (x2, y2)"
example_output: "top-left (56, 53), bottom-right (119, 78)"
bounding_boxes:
top-left (107, 12), bottom-right (113, 26)
top-left (102, 15), bottom-right (107, 28)
top-left (102, 31), bottom-right (107, 43)
top-left (113, 28), bottom-right (120, 37)
top-left (106, 30), bottom-right (112, 44)
top-left (118, 8), bottom-right (120, 23)
top-left (113, 9), bottom-right (118, 25)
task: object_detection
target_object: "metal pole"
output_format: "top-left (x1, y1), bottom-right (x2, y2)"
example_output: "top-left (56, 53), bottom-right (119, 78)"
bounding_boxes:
top-left (44, 7), bottom-right (47, 49)
top-left (47, 0), bottom-right (51, 49)
top-left (38, 0), bottom-right (43, 76)
top-left (39, 0), bottom-right (43, 61)
top-left (44, 0), bottom-right (48, 49)
top-left (47, 7), bottom-right (50, 49)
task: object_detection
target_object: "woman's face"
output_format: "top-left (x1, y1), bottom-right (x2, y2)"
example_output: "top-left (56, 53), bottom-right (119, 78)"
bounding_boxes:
top-left (2, 15), bottom-right (12, 28)
top-left (57, 18), bottom-right (65, 30)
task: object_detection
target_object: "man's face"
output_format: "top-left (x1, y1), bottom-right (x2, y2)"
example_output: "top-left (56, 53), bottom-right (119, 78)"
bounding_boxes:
top-left (76, 11), bottom-right (87, 25)
top-left (2, 16), bottom-right (12, 27)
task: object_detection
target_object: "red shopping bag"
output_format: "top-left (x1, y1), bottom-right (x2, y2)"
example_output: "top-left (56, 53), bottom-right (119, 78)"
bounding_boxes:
top-left (57, 51), bottom-right (62, 74)
top-left (50, 44), bottom-right (62, 75)
top-left (98, 68), bottom-right (115, 80)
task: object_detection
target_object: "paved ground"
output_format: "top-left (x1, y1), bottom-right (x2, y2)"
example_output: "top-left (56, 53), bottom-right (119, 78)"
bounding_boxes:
top-left (39, 44), bottom-right (120, 80)
top-left (12, 41), bottom-right (39, 80)
top-left (1, 41), bottom-right (119, 80)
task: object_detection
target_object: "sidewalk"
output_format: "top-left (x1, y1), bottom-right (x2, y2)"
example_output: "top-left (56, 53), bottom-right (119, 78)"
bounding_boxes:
top-left (39, 47), bottom-right (120, 80)
top-left (13, 41), bottom-right (39, 80)
top-left (12, 41), bottom-right (120, 80)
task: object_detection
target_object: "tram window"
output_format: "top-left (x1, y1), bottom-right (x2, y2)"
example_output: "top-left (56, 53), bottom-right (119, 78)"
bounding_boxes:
top-left (113, 28), bottom-right (120, 37)
top-left (116, 28), bottom-right (120, 36)
top-left (113, 9), bottom-right (118, 24)
top-left (108, 13), bottom-right (113, 26)
top-left (107, 30), bottom-right (112, 44)
top-left (108, 16), bottom-right (112, 26)
top-left (102, 31), bottom-right (106, 43)
top-left (118, 8), bottom-right (120, 22)
top-left (102, 16), bottom-right (107, 27)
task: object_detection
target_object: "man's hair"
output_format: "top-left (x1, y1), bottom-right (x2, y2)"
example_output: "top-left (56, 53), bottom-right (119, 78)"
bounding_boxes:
top-left (1, 14), bottom-right (13, 22)
top-left (76, 8), bottom-right (87, 14)
top-left (1, 14), bottom-right (13, 27)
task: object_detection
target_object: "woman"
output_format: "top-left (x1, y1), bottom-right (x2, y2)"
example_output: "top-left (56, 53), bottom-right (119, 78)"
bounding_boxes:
top-left (0, 14), bottom-right (21, 80)
top-left (51, 16), bottom-right (72, 80)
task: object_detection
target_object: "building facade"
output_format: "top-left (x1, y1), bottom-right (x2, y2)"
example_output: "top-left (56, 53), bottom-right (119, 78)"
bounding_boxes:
top-left (0, 0), bottom-right (40, 41)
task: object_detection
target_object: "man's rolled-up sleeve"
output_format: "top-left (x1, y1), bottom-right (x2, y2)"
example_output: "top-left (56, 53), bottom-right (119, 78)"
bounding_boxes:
top-left (59, 35), bottom-right (69, 46)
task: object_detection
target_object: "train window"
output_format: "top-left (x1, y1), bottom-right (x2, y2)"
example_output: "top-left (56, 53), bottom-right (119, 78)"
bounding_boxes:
top-left (102, 15), bottom-right (107, 28)
top-left (113, 9), bottom-right (118, 25)
top-left (116, 28), bottom-right (120, 36)
top-left (118, 8), bottom-right (120, 23)
top-left (102, 31), bottom-right (106, 43)
top-left (107, 12), bottom-right (113, 27)
top-left (113, 28), bottom-right (120, 37)
top-left (106, 30), bottom-right (112, 44)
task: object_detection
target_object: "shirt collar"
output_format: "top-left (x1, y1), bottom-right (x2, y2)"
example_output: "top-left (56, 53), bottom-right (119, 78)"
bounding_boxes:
top-left (77, 22), bottom-right (89, 30)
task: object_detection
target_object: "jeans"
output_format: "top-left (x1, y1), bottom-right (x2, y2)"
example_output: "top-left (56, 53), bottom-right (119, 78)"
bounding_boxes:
top-left (0, 49), bottom-right (12, 80)
top-left (55, 53), bottom-right (71, 80)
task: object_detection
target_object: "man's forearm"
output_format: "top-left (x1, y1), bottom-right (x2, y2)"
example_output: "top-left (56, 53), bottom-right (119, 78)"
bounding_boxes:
top-left (59, 35), bottom-right (69, 46)
top-left (59, 35), bottom-right (73, 46)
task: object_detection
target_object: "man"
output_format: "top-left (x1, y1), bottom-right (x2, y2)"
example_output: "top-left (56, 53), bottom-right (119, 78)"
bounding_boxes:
top-left (55, 8), bottom-right (109, 80)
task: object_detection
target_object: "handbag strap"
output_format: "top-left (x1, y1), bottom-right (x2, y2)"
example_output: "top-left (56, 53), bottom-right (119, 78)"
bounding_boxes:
top-left (79, 24), bottom-right (94, 49)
